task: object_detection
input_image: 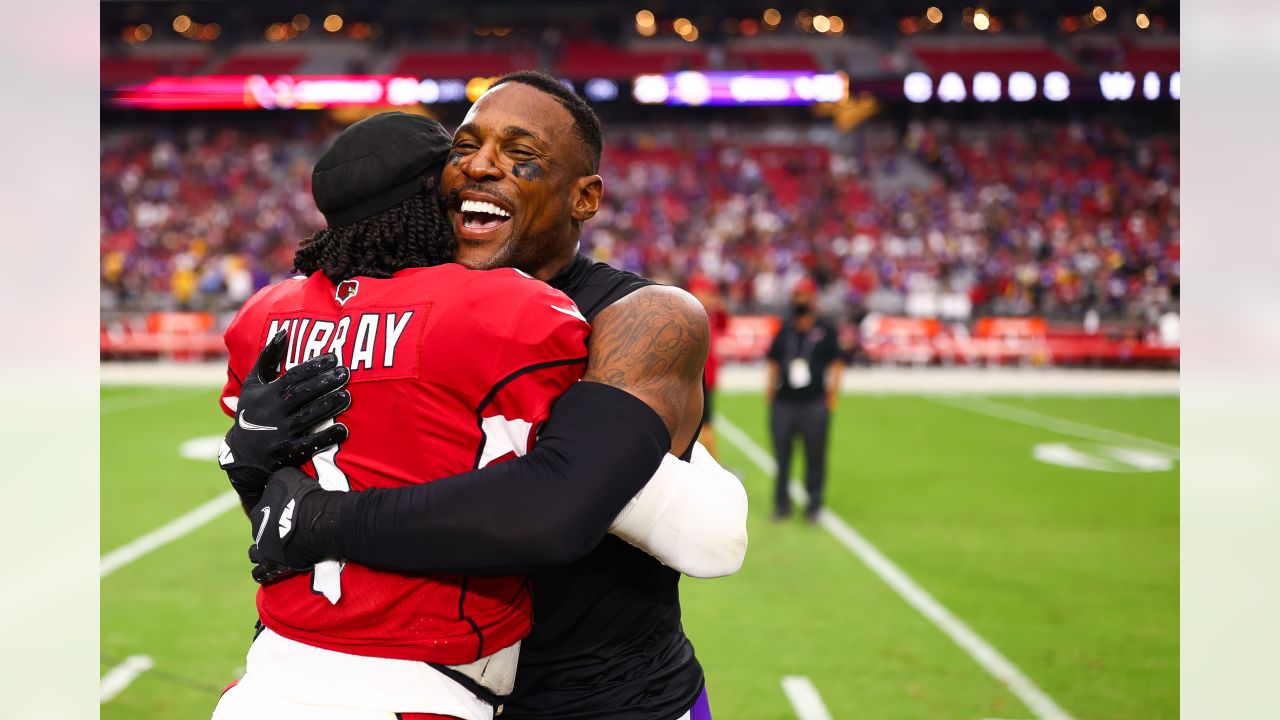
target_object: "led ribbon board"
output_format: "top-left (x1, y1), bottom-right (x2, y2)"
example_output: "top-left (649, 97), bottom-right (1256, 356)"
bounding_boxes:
top-left (110, 75), bottom-right (599, 110)
top-left (632, 71), bottom-right (849, 106)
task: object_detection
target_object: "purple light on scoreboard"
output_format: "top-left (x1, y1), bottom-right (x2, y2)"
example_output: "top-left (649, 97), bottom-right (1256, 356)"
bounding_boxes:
top-left (632, 71), bottom-right (848, 106)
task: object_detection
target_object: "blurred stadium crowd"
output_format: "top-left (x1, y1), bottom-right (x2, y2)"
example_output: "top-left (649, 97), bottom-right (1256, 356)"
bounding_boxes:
top-left (101, 122), bottom-right (326, 313)
top-left (101, 117), bottom-right (1178, 327)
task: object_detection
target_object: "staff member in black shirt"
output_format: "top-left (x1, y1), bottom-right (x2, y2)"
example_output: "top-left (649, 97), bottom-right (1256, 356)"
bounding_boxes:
top-left (765, 278), bottom-right (844, 523)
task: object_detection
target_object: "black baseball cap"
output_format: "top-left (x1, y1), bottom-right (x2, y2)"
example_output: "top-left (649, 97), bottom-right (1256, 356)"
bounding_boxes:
top-left (311, 112), bottom-right (452, 227)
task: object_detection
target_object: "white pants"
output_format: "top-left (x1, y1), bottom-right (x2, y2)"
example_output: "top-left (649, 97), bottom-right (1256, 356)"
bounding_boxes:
top-left (211, 629), bottom-right (494, 720)
top-left (214, 673), bottom-right (407, 720)
top-left (215, 671), bottom-right (698, 720)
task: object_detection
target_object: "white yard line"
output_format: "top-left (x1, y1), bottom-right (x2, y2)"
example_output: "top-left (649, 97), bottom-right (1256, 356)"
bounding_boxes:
top-left (715, 365), bottom-right (1179, 395)
top-left (780, 676), bottom-right (834, 720)
top-left (100, 387), bottom-right (210, 415)
top-left (923, 395), bottom-right (1180, 459)
top-left (716, 414), bottom-right (1074, 720)
top-left (100, 491), bottom-right (240, 578)
top-left (100, 654), bottom-right (154, 703)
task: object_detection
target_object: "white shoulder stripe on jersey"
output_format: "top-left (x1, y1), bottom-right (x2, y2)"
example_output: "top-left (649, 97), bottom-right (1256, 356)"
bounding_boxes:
top-left (478, 415), bottom-right (535, 469)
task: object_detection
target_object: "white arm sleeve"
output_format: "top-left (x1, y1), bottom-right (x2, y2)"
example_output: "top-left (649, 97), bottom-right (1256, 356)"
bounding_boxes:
top-left (608, 442), bottom-right (749, 578)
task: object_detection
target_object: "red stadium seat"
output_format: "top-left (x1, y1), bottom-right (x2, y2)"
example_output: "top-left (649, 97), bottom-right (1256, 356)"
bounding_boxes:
top-left (214, 54), bottom-right (305, 75)
top-left (1123, 46), bottom-right (1179, 73)
top-left (101, 56), bottom-right (208, 85)
top-left (910, 45), bottom-right (1078, 75)
top-left (725, 50), bottom-right (820, 71)
top-left (391, 51), bottom-right (534, 78)
top-left (558, 41), bottom-right (707, 79)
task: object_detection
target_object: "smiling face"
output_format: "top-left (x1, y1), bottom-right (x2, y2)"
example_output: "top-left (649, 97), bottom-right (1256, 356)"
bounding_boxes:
top-left (443, 82), bottom-right (603, 279)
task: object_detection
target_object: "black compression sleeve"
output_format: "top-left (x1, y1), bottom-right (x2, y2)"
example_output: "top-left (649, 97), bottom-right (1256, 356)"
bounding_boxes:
top-left (335, 382), bottom-right (670, 575)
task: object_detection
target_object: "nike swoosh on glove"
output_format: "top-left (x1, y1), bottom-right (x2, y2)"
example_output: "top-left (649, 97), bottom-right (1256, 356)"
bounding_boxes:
top-left (248, 467), bottom-right (349, 571)
top-left (220, 329), bottom-right (352, 512)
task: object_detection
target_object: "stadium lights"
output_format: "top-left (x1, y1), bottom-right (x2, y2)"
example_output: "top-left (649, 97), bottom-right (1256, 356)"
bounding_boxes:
top-left (763, 8), bottom-right (782, 27)
top-left (1135, 12), bottom-right (1150, 29)
top-left (813, 15), bottom-right (831, 33)
top-left (926, 6), bottom-right (943, 24)
top-left (323, 14), bottom-right (343, 32)
top-left (1092, 6), bottom-right (1107, 22)
top-left (121, 24), bottom-right (153, 44)
top-left (973, 9), bottom-right (990, 31)
top-left (1170, 71), bottom-right (1180, 100)
top-left (828, 15), bottom-right (845, 33)
top-left (292, 14), bottom-right (310, 31)
top-left (635, 11), bottom-right (657, 37)
top-left (674, 17), bottom-right (699, 40)
top-left (171, 15), bottom-right (216, 41)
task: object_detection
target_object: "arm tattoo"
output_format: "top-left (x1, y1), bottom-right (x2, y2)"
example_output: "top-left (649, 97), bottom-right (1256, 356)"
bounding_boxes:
top-left (583, 285), bottom-right (710, 438)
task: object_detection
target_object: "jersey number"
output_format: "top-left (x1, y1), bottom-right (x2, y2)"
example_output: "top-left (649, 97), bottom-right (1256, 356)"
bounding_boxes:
top-left (310, 419), bottom-right (350, 605)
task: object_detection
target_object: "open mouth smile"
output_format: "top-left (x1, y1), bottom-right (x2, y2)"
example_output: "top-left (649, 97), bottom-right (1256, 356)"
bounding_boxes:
top-left (458, 198), bottom-right (512, 235)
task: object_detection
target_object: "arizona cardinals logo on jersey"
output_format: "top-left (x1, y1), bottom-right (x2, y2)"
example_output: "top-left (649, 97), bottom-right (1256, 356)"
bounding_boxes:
top-left (335, 280), bottom-right (359, 306)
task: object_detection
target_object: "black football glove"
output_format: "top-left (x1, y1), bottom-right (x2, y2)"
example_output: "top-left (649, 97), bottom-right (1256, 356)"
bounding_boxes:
top-left (247, 466), bottom-right (350, 572)
top-left (249, 554), bottom-right (302, 586)
top-left (220, 329), bottom-right (353, 511)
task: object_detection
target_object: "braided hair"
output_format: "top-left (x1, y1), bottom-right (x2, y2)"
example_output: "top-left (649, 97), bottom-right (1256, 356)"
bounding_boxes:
top-left (294, 176), bottom-right (455, 282)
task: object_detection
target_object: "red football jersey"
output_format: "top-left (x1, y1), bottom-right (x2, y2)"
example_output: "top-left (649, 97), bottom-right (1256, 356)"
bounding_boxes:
top-left (220, 264), bottom-right (590, 665)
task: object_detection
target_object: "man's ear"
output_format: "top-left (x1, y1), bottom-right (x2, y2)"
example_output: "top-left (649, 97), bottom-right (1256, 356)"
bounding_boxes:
top-left (570, 174), bottom-right (603, 222)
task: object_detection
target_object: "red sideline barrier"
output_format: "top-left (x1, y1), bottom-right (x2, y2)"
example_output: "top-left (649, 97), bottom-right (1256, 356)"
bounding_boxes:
top-left (101, 312), bottom-right (225, 361)
top-left (716, 315), bottom-right (781, 363)
top-left (101, 313), bottom-right (1178, 368)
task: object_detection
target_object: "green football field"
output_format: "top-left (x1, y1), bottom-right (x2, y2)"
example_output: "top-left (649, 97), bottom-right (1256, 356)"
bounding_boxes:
top-left (101, 385), bottom-right (1178, 720)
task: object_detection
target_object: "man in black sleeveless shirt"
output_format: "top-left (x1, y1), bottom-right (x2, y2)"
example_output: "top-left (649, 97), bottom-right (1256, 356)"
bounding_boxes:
top-left (517, 253), bottom-right (706, 718)
top-left (228, 72), bottom-right (736, 719)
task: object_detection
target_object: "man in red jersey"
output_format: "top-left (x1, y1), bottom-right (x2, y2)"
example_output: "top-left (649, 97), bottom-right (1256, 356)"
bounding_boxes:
top-left (212, 113), bottom-right (660, 720)
top-left (223, 73), bottom-right (748, 720)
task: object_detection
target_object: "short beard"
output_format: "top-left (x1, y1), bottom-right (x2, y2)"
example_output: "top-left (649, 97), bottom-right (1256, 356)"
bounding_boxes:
top-left (457, 238), bottom-right (519, 271)
top-left (458, 226), bottom-right (561, 275)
